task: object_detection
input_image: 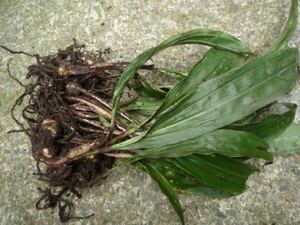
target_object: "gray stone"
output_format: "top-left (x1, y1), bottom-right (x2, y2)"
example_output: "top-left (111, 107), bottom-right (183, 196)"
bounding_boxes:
top-left (0, 0), bottom-right (300, 225)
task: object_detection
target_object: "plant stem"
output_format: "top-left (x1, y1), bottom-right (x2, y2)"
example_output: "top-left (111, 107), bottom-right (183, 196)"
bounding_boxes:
top-left (65, 95), bottom-right (126, 131)
top-left (46, 142), bottom-right (97, 166)
top-left (104, 152), bottom-right (133, 158)
top-left (65, 96), bottom-right (112, 120)
top-left (67, 81), bottom-right (134, 123)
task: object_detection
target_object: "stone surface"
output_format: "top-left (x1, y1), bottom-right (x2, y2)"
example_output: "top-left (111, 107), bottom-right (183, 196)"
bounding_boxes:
top-left (0, 0), bottom-right (300, 224)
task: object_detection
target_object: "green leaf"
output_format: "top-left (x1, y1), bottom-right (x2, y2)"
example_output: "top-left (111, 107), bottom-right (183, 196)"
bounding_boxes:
top-left (155, 48), bottom-right (247, 116)
top-left (98, 115), bottom-right (111, 128)
top-left (269, 123), bottom-right (300, 154)
top-left (266, 0), bottom-right (298, 53)
top-left (124, 129), bottom-right (272, 162)
top-left (142, 161), bottom-right (185, 225)
top-left (157, 68), bottom-right (187, 80)
top-left (129, 48), bottom-right (246, 117)
top-left (136, 74), bottom-right (167, 98)
top-left (112, 29), bottom-right (252, 120)
top-left (116, 48), bottom-right (297, 148)
top-left (149, 159), bottom-right (203, 192)
top-left (121, 92), bottom-right (163, 114)
top-left (171, 154), bottom-right (257, 193)
top-left (228, 102), bottom-right (297, 140)
top-left (151, 155), bottom-right (257, 196)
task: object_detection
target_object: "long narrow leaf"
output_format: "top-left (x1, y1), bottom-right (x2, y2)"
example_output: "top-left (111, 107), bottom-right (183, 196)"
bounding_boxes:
top-left (150, 159), bottom-right (203, 192)
top-left (228, 102), bottom-right (297, 140)
top-left (142, 161), bottom-right (185, 225)
top-left (266, 0), bottom-right (298, 53)
top-left (171, 155), bottom-right (255, 193)
top-left (112, 29), bottom-right (251, 119)
top-left (157, 68), bottom-right (187, 80)
top-left (155, 48), bottom-right (247, 116)
top-left (116, 48), bottom-right (297, 148)
top-left (122, 129), bottom-right (272, 161)
top-left (269, 123), bottom-right (300, 154)
top-left (121, 93), bottom-right (163, 113)
top-left (137, 75), bottom-right (167, 98)
top-left (151, 155), bottom-right (257, 195)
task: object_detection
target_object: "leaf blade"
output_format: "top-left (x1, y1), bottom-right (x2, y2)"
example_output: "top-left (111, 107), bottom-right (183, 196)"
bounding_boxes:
top-left (228, 102), bottom-right (297, 140)
top-left (151, 155), bottom-right (257, 195)
top-left (112, 29), bottom-right (251, 120)
top-left (171, 155), bottom-right (254, 193)
top-left (155, 48), bottom-right (247, 116)
top-left (137, 74), bottom-right (167, 98)
top-left (128, 129), bottom-right (272, 162)
top-left (266, 0), bottom-right (298, 53)
top-left (121, 92), bottom-right (163, 114)
top-left (269, 123), bottom-right (300, 154)
top-left (117, 48), bottom-right (297, 149)
top-left (142, 161), bottom-right (185, 225)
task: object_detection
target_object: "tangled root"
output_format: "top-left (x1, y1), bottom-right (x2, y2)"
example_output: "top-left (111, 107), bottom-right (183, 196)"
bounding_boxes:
top-left (2, 41), bottom-right (152, 222)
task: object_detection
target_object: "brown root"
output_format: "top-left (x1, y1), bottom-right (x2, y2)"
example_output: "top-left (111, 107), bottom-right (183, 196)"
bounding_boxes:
top-left (4, 41), bottom-right (148, 222)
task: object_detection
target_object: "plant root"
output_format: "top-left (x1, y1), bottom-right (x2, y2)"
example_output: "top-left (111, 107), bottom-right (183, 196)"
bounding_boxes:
top-left (3, 42), bottom-right (150, 222)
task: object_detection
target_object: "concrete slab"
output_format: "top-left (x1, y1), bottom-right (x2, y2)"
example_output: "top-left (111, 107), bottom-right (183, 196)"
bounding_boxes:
top-left (0, 0), bottom-right (299, 224)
